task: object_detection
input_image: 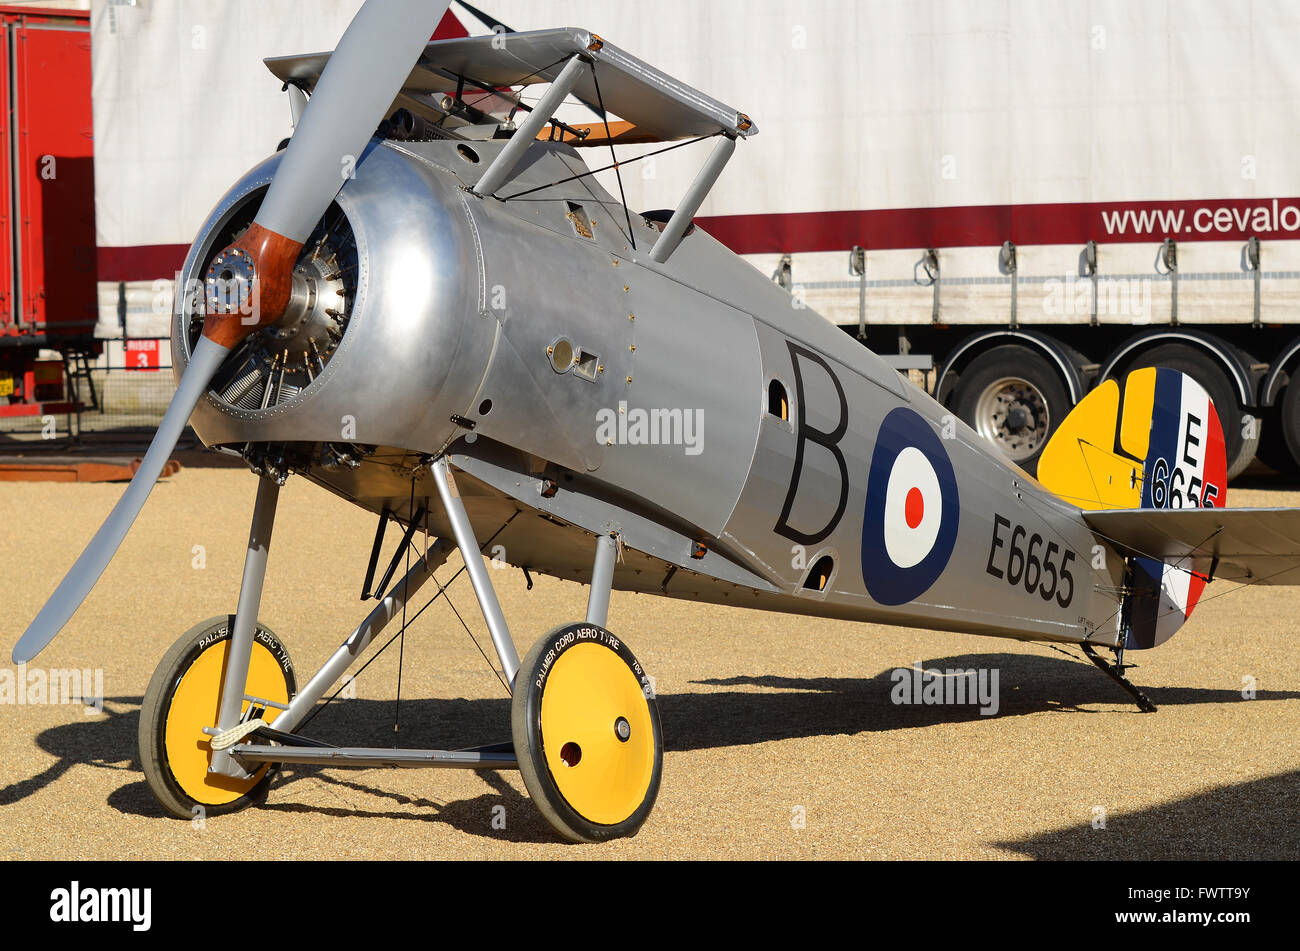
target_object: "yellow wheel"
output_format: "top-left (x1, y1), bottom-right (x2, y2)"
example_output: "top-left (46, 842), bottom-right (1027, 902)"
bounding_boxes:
top-left (512, 622), bottom-right (662, 842)
top-left (138, 615), bottom-right (295, 818)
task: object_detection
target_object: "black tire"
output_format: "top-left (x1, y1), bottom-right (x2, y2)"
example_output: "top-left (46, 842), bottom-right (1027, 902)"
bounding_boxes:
top-left (1277, 380), bottom-right (1300, 476)
top-left (511, 622), bottom-right (662, 843)
top-left (1256, 399), bottom-right (1299, 475)
top-left (139, 615), bottom-right (295, 820)
top-left (1118, 343), bottom-right (1258, 481)
top-left (950, 345), bottom-right (1071, 476)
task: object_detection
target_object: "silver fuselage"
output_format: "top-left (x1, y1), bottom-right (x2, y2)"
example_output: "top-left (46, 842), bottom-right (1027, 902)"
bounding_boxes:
top-left (175, 138), bottom-right (1125, 647)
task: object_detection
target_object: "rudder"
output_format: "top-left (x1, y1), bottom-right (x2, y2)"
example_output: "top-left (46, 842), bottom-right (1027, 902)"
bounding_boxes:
top-left (1038, 366), bottom-right (1228, 648)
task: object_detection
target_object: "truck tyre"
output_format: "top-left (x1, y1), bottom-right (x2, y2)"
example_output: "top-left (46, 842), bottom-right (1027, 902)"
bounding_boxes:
top-left (1257, 401), bottom-right (1298, 475)
top-left (1272, 381), bottom-right (1300, 476)
top-left (950, 345), bottom-right (1069, 476)
top-left (1118, 343), bottom-right (1258, 481)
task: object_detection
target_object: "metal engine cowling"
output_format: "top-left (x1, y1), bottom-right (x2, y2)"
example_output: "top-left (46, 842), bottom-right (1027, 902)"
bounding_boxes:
top-left (171, 144), bottom-right (496, 458)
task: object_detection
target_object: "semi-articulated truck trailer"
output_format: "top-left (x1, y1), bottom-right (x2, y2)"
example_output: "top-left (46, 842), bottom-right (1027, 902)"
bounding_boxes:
top-left (91, 1), bottom-right (1300, 479)
top-left (0, 4), bottom-right (97, 426)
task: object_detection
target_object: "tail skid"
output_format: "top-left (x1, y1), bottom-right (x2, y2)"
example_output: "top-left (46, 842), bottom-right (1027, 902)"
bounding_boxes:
top-left (1080, 643), bottom-right (1158, 713)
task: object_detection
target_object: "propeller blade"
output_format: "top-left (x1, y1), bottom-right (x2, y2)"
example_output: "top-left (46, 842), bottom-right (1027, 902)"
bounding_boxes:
top-left (254, 0), bottom-right (453, 244)
top-left (15, 1), bottom-right (456, 664)
top-left (12, 336), bottom-right (230, 664)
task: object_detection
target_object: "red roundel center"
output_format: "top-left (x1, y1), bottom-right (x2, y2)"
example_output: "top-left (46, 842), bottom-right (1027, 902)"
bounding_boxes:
top-left (904, 486), bottom-right (925, 529)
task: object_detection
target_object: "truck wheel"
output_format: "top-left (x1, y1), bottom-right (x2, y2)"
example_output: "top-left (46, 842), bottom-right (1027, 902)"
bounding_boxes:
top-left (1273, 381), bottom-right (1300, 476)
top-left (1119, 343), bottom-right (1258, 480)
top-left (951, 345), bottom-right (1069, 475)
top-left (1256, 401), bottom-right (1298, 475)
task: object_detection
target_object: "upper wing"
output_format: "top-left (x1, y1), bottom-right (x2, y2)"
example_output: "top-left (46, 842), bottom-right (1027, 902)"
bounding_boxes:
top-left (1083, 507), bottom-right (1300, 585)
top-left (265, 27), bottom-right (756, 143)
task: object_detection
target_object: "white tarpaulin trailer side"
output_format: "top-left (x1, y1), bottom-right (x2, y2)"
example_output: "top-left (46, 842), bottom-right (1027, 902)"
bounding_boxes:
top-left (478, 0), bottom-right (1300, 327)
top-left (91, 0), bottom-right (366, 337)
top-left (91, 0), bottom-right (1300, 339)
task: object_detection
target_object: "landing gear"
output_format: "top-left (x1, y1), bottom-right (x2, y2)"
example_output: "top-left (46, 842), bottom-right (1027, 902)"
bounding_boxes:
top-left (1080, 642), bottom-right (1156, 713)
top-left (138, 615), bottom-right (296, 817)
top-left (512, 622), bottom-right (663, 843)
top-left (134, 459), bottom-right (665, 842)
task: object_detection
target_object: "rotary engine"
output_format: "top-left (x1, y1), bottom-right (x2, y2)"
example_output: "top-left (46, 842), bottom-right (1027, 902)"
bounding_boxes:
top-left (170, 145), bottom-right (498, 476)
top-left (188, 202), bottom-right (357, 413)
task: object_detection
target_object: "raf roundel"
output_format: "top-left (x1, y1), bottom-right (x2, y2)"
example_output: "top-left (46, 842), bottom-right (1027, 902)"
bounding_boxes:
top-left (861, 408), bottom-right (960, 605)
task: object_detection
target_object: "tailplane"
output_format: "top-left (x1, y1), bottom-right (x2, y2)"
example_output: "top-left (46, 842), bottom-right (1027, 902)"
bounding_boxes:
top-left (1038, 367), bottom-right (1228, 647)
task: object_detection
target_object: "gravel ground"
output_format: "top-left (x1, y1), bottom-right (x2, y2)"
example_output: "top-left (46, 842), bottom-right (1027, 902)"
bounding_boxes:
top-left (2, 466), bottom-right (1297, 860)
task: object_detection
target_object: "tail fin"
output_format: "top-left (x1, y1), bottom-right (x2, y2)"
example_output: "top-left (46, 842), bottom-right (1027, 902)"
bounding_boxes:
top-left (1038, 367), bottom-right (1228, 648)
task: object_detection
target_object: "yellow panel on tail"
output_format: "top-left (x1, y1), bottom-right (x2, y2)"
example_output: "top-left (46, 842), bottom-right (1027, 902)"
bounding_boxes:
top-left (1037, 376), bottom-right (1150, 510)
top-left (1118, 366), bottom-right (1156, 462)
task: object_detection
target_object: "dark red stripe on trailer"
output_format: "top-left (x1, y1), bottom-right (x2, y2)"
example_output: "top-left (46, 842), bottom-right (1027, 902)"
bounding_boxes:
top-left (96, 245), bottom-right (189, 283)
top-left (696, 196), bottom-right (1300, 254)
top-left (100, 195), bottom-right (1300, 282)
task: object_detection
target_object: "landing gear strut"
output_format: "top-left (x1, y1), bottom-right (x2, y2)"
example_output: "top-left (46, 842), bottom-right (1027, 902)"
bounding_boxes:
top-left (136, 457), bottom-right (664, 842)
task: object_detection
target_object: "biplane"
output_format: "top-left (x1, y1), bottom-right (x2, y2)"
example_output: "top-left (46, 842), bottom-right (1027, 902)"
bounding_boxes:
top-left (14, 0), bottom-right (1300, 842)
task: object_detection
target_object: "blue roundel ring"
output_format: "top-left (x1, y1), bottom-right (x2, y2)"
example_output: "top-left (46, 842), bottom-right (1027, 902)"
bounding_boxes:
top-left (861, 407), bottom-right (960, 605)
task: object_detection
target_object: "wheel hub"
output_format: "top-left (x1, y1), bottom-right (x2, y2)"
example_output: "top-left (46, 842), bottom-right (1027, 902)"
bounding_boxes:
top-left (537, 642), bottom-right (656, 826)
top-left (975, 377), bottom-right (1050, 460)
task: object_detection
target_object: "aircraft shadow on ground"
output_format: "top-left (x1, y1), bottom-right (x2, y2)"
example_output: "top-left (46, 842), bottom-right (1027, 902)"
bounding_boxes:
top-left (995, 770), bottom-right (1300, 860)
top-left (3, 652), bottom-right (1295, 846)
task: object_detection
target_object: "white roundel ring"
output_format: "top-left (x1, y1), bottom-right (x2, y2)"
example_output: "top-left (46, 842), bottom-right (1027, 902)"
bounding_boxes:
top-left (882, 446), bottom-right (943, 569)
top-left (861, 407), bottom-right (960, 605)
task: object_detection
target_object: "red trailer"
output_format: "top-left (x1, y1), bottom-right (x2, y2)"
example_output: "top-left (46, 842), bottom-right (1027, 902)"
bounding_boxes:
top-left (0, 5), bottom-right (97, 421)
